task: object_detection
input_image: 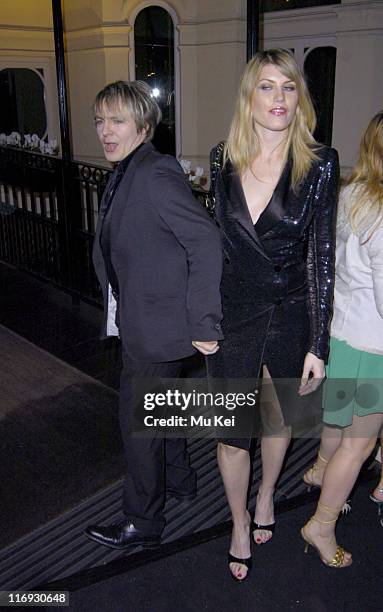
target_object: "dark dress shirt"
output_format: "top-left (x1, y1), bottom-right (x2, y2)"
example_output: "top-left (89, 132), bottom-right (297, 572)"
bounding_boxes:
top-left (100, 144), bottom-right (143, 296)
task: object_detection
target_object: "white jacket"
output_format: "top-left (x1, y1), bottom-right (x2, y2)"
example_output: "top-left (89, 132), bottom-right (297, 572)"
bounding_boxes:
top-left (331, 183), bottom-right (383, 355)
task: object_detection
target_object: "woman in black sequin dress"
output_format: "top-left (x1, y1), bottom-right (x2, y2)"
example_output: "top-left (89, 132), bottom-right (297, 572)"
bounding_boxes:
top-left (207, 49), bottom-right (339, 581)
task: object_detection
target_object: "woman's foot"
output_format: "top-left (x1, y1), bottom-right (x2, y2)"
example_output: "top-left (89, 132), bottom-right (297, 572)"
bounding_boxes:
top-left (370, 481), bottom-right (383, 516)
top-left (253, 487), bottom-right (275, 544)
top-left (303, 452), bottom-right (328, 490)
top-left (301, 519), bottom-right (352, 567)
top-left (371, 482), bottom-right (383, 502)
top-left (301, 511), bottom-right (352, 568)
top-left (229, 511), bottom-right (252, 581)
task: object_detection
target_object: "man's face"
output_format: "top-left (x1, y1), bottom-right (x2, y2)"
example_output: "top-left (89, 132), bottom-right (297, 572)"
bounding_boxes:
top-left (94, 101), bottom-right (146, 162)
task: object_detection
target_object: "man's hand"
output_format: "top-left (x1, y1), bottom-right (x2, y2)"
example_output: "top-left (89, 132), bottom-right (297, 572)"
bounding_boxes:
top-left (298, 352), bottom-right (325, 396)
top-left (192, 340), bottom-right (219, 355)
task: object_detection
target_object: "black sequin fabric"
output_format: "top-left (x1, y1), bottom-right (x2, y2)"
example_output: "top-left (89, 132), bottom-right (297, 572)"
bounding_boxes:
top-left (207, 144), bottom-right (339, 447)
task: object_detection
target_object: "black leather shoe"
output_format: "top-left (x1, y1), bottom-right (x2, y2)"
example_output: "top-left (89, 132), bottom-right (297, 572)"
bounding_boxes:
top-left (84, 520), bottom-right (161, 550)
top-left (166, 488), bottom-right (197, 502)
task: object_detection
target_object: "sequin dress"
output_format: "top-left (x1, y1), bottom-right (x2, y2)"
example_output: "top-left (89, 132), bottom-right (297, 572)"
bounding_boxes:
top-left (207, 145), bottom-right (340, 448)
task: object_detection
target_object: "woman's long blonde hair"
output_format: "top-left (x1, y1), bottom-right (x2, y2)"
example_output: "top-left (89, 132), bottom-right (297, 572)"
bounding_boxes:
top-left (225, 49), bottom-right (319, 189)
top-left (346, 111), bottom-right (383, 240)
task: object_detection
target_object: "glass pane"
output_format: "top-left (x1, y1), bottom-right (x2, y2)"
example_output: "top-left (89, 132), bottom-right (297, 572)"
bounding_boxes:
top-left (304, 47), bottom-right (337, 146)
top-left (261, 0), bottom-right (341, 12)
top-left (0, 68), bottom-right (47, 138)
top-left (135, 6), bottom-right (174, 45)
top-left (134, 7), bottom-right (175, 155)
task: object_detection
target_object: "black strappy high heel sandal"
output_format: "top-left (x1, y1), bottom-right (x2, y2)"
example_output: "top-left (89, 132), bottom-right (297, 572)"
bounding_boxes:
top-left (253, 520), bottom-right (275, 545)
top-left (228, 553), bottom-right (253, 582)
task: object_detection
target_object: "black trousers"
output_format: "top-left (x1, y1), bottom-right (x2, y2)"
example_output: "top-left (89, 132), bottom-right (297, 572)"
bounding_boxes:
top-left (119, 351), bottom-right (196, 535)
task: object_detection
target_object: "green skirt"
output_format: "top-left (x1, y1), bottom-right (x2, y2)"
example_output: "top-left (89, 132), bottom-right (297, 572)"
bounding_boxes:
top-left (323, 337), bottom-right (383, 427)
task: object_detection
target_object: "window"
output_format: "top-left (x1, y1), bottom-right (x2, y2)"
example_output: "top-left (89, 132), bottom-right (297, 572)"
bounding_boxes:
top-left (262, 0), bottom-right (341, 12)
top-left (0, 68), bottom-right (47, 138)
top-left (304, 47), bottom-right (337, 145)
top-left (134, 6), bottom-right (175, 155)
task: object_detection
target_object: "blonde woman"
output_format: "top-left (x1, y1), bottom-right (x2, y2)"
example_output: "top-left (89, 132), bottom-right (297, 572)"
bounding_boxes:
top-left (208, 49), bottom-right (339, 581)
top-left (301, 111), bottom-right (383, 567)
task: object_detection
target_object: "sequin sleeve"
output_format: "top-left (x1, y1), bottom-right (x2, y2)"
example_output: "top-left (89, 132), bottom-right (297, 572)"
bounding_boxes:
top-left (208, 142), bottom-right (225, 216)
top-left (306, 148), bottom-right (340, 362)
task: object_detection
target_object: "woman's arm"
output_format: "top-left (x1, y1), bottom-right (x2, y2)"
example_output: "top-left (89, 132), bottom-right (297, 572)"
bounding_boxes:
top-left (306, 148), bottom-right (340, 362)
top-left (208, 142), bottom-right (225, 217)
top-left (367, 224), bottom-right (383, 319)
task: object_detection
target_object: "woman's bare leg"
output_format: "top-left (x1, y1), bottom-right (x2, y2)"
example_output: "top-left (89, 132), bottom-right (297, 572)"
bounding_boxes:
top-left (217, 442), bottom-right (251, 579)
top-left (372, 435), bottom-right (383, 501)
top-left (303, 413), bottom-right (383, 563)
top-left (303, 425), bottom-right (343, 488)
top-left (254, 365), bottom-right (291, 543)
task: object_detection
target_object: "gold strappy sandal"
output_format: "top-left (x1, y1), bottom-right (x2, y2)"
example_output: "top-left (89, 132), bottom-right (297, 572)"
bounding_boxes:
top-left (303, 452), bottom-right (328, 491)
top-left (300, 502), bottom-right (352, 568)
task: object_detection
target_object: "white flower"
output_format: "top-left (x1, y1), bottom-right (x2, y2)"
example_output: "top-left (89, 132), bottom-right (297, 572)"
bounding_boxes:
top-left (179, 159), bottom-right (192, 174)
top-left (0, 131), bottom-right (59, 154)
top-left (46, 139), bottom-right (58, 154)
top-left (10, 131), bottom-right (21, 145)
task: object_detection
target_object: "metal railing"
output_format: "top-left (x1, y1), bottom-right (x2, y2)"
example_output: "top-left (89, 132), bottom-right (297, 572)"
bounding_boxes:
top-left (0, 146), bottom-right (211, 305)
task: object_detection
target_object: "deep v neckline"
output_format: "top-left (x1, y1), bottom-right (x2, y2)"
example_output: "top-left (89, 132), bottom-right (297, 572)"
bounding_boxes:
top-left (239, 156), bottom-right (292, 236)
top-left (219, 154), bottom-right (291, 260)
top-left (243, 179), bottom-right (277, 226)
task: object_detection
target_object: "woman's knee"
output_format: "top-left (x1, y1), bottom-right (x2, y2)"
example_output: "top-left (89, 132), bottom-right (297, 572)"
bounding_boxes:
top-left (341, 435), bottom-right (377, 462)
top-left (363, 436), bottom-right (378, 460)
top-left (218, 442), bottom-right (248, 459)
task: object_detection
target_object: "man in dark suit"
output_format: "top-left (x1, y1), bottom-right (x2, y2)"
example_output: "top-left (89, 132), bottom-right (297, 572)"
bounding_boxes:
top-left (85, 81), bottom-right (223, 550)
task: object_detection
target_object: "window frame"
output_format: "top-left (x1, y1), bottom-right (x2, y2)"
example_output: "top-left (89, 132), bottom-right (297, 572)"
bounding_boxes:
top-left (0, 56), bottom-right (57, 144)
top-left (128, 1), bottom-right (180, 157)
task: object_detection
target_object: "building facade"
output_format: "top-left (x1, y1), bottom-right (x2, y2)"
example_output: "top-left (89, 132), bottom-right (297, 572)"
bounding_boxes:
top-left (1, 0), bottom-right (382, 174)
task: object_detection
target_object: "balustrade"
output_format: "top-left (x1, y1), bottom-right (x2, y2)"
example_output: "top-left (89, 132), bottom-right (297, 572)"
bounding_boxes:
top-left (0, 146), bottom-right (211, 304)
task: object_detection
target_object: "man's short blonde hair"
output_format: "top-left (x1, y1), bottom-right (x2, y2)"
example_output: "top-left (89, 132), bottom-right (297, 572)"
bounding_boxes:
top-left (94, 80), bottom-right (161, 141)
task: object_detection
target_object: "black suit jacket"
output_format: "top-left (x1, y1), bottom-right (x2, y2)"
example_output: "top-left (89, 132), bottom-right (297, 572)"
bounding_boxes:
top-left (93, 142), bottom-right (223, 362)
top-left (210, 143), bottom-right (339, 361)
